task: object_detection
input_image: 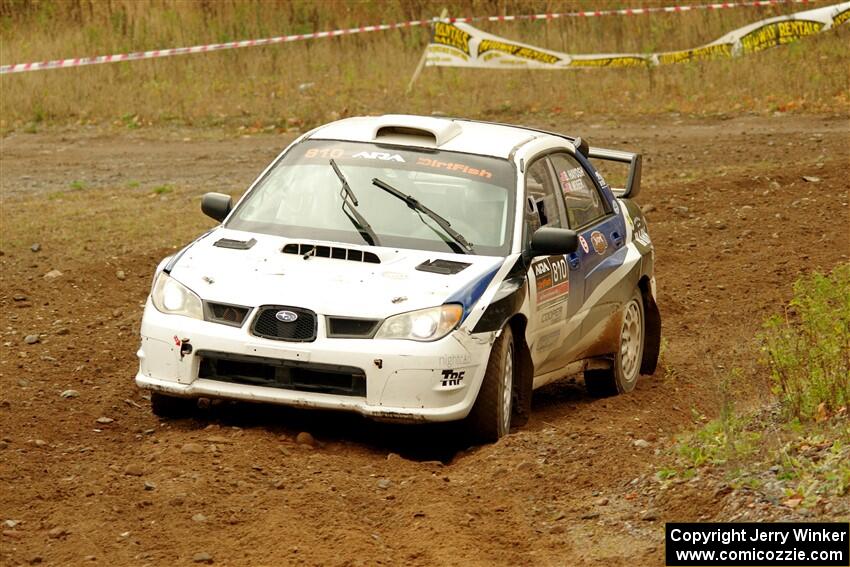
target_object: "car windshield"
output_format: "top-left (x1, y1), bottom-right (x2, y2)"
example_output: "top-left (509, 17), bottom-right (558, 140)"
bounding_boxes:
top-left (225, 140), bottom-right (516, 256)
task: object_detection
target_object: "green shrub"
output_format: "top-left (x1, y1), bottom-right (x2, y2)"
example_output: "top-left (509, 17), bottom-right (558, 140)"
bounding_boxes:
top-left (761, 263), bottom-right (850, 420)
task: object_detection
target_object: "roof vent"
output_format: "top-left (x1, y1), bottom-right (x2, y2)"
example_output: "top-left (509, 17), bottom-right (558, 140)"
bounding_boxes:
top-left (372, 115), bottom-right (462, 147)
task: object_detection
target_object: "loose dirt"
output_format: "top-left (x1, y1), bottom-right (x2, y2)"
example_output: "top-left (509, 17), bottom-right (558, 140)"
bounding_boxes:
top-left (1, 113), bottom-right (848, 566)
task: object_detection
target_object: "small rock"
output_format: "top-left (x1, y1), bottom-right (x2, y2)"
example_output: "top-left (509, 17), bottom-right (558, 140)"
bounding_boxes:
top-left (60, 390), bottom-right (79, 399)
top-left (192, 552), bottom-right (213, 564)
top-left (377, 479), bottom-right (391, 490)
top-left (116, 270), bottom-right (126, 281)
top-left (191, 513), bottom-right (207, 523)
top-left (56, 328), bottom-right (70, 335)
top-left (48, 527), bottom-right (67, 539)
top-left (144, 481), bottom-right (157, 491)
top-left (295, 432), bottom-right (315, 447)
top-left (801, 175), bottom-right (820, 183)
top-left (273, 479), bottom-right (286, 490)
top-left (182, 442), bottom-right (204, 454)
top-left (124, 463), bottom-right (144, 476)
top-left (713, 221), bottom-right (727, 230)
top-left (43, 270), bottom-right (63, 280)
top-left (30, 243), bottom-right (41, 253)
top-left (580, 512), bottom-right (600, 520)
top-left (642, 204), bottom-right (656, 213)
top-left (633, 439), bottom-right (651, 449)
top-left (672, 206), bottom-right (690, 216)
top-left (13, 295), bottom-right (27, 302)
top-left (642, 510), bottom-right (659, 521)
top-left (29, 556), bottom-right (43, 565)
top-left (3, 520), bottom-right (21, 528)
top-left (24, 335), bottom-right (39, 345)
top-left (96, 416), bottom-right (114, 424)
top-left (596, 497), bottom-right (609, 506)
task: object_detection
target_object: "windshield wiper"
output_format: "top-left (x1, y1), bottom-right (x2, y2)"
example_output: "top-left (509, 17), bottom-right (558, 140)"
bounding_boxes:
top-left (330, 159), bottom-right (380, 247)
top-left (371, 177), bottom-right (473, 254)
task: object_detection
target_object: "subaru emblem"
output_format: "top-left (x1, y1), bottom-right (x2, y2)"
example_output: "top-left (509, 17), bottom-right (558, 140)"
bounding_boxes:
top-left (275, 310), bottom-right (298, 323)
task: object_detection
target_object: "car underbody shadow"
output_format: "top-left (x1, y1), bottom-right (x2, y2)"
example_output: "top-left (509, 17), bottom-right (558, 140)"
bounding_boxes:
top-left (171, 397), bottom-right (470, 464)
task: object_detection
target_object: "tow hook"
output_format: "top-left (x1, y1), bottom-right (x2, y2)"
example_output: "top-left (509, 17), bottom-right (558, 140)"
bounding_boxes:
top-left (180, 339), bottom-right (193, 359)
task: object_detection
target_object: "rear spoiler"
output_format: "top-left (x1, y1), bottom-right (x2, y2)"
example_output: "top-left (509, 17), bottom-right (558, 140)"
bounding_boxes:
top-left (587, 146), bottom-right (642, 199)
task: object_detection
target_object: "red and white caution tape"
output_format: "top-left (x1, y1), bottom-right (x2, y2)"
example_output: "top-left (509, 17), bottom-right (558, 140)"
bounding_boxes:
top-left (0, 0), bottom-right (818, 75)
top-left (0, 20), bottom-right (432, 75)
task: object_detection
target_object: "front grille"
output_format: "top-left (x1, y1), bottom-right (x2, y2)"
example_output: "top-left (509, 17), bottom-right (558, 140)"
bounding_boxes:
top-left (252, 306), bottom-right (317, 342)
top-left (198, 350), bottom-right (366, 397)
top-left (204, 302), bottom-right (251, 327)
top-left (326, 317), bottom-right (380, 338)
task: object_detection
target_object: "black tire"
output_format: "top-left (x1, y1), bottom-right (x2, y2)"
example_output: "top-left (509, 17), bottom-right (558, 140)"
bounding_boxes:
top-left (585, 288), bottom-right (645, 398)
top-left (464, 326), bottom-right (515, 443)
top-left (150, 392), bottom-right (195, 418)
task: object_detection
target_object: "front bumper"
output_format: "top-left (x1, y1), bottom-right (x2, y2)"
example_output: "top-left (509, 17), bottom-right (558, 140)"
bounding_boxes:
top-left (135, 300), bottom-right (495, 422)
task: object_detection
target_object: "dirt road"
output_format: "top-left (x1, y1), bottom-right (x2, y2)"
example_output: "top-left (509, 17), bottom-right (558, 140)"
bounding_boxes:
top-left (1, 113), bottom-right (848, 566)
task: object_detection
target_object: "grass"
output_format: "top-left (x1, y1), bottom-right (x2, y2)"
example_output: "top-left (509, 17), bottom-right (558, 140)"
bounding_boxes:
top-left (1, 1), bottom-right (848, 133)
top-left (660, 264), bottom-right (850, 504)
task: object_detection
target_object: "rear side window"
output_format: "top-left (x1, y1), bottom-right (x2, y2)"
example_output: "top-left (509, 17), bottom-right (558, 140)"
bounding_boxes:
top-left (549, 153), bottom-right (607, 229)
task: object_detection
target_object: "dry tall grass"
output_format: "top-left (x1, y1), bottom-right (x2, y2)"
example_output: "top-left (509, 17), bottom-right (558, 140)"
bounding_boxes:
top-left (1, 0), bottom-right (848, 133)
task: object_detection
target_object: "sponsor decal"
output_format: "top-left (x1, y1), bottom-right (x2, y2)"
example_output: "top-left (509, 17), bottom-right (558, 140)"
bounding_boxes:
top-left (611, 199), bottom-right (620, 215)
top-left (834, 7), bottom-right (850, 27)
top-left (415, 157), bottom-right (492, 178)
top-left (578, 235), bottom-right (590, 254)
top-left (477, 39), bottom-right (561, 64)
top-left (590, 231), bottom-right (608, 254)
top-left (568, 55), bottom-right (649, 68)
top-left (532, 256), bottom-right (570, 305)
top-left (305, 148), bottom-right (345, 159)
top-left (656, 43), bottom-right (733, 65)
top-left (275, 310), bottom-right (299, 323)
top-left (432, 22), bottom-right (472, 56)
top-left (633, 217), bottom-right (652, 247)
top-left (535, 329), bottom-right (561, 352)
top-left (539, 304), bottom-right (564, 325)
top-left (594, 170), bottom-right (608, 188)
top-left (352, 151), bottom-right (406, 162)
top-left (440, 369), bottom-right (465, 387)
top-left (740, 19), bottom-right (824, 53)
top-left (439, 354), bottom-right (471, 367)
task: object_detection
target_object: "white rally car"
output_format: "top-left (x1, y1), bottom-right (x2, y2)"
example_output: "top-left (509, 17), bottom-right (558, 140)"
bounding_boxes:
top-left (136, 115), bottom-right (660, 442)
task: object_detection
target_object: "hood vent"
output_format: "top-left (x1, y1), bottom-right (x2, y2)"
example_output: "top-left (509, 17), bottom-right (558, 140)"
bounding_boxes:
top-left (416, 259), bottom-right (471, 275)
top-left (282, 243), bottom-right (380, 264)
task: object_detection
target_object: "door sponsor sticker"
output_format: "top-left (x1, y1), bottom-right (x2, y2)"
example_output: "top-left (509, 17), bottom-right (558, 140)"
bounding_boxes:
top-left (578, 235), bottom-right (590, 254)
top-left (590, 231), bottom-right (608, 254)
top-left (532, 256), bottom-right (570, 305)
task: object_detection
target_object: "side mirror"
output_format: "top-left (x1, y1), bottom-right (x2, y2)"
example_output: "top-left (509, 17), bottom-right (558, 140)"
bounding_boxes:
top-left (201, 192), bottom-right (232, 222)
top-left (529, 227), bottom-right (578, 257)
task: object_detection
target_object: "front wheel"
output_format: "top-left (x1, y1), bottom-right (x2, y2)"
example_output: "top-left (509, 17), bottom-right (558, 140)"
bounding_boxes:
top-left (585, 289), bottom-right (645, 397)
top-left (464, 326), bottom-right (514, 443)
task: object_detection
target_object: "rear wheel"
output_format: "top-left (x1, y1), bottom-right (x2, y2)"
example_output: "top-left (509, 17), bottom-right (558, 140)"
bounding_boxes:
top-left (150, 392), bottom-right (195, 418)
top-left (585, 289), bottom-right (645, 397)
top-left (464, 326), bottom-right (514, 443)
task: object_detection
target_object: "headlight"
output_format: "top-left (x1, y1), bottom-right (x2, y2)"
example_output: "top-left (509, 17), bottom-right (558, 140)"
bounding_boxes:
top-left (375, 304), bottom-right (463, 342)
top-left (150, 273), bottom-right (203, 320)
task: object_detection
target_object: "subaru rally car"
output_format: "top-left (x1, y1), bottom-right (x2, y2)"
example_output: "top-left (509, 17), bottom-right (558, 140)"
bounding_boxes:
top-left (136, 114), bottom-right (660, 442)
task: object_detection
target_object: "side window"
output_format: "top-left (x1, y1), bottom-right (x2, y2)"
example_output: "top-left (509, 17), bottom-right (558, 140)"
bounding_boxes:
top-left (549, 153), bottom-right (608, 229)
top-left (524, 158), bottom-right (565, 234)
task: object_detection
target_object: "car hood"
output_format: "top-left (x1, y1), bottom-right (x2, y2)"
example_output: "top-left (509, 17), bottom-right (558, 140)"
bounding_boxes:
top-left (167, 228), bottom-right (505, 319)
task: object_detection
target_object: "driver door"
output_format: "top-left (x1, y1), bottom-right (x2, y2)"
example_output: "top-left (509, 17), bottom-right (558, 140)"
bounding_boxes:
top-left (523, 157), bottom-right (584, 376)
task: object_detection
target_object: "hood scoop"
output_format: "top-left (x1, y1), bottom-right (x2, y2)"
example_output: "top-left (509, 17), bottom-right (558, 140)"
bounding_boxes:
top-left (282, 243), bottom-right (380, 264)
top-left (416, 259), bottom-right (470, 275)
top-left (214, 237), bottom-right (256, 250)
